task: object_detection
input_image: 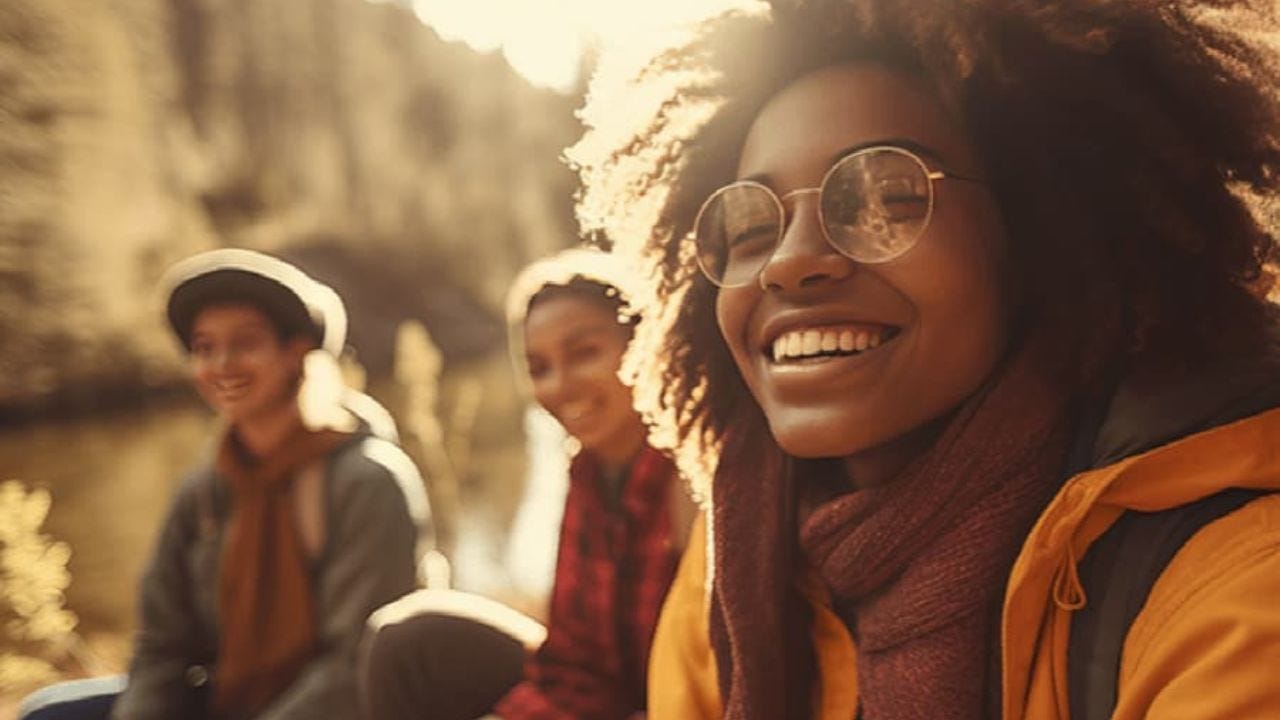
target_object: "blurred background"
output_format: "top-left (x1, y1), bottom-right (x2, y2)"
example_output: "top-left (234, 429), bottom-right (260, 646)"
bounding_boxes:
top-left (2, 0), bottom-right (1276, 715)
top-left (0, 0), bottom-right (744, 712)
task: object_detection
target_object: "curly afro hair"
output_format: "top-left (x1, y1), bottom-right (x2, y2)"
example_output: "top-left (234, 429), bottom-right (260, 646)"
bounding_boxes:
top-left (569, 0), bottom-right (1280, 492)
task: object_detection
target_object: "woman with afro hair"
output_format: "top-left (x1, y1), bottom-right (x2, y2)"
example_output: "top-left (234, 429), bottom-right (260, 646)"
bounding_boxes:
top-left (568, 0), bottom-right (1280, 718)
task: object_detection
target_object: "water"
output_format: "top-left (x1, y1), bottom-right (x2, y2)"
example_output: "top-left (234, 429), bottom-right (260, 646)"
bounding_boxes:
top-left (0, 399), bottom-right (215, 642)
top-left (0, 397), bottom-right (564, 662)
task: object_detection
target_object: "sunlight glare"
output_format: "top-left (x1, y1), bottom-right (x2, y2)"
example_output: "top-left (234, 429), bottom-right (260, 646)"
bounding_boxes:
top-left (408, 0), bottom-right (753, 91)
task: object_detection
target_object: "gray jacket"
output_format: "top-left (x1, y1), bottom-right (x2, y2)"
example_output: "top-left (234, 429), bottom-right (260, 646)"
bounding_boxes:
top-left (112, 433), bottom-right (430, 720)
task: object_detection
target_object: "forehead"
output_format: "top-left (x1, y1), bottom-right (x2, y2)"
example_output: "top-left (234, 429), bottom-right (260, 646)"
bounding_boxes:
top-left (737, 63), bottom-right (975, 184)
top-left (191, 303), bottom-right (275, 334)
top-left (523, 295), bottom-right (624, 350)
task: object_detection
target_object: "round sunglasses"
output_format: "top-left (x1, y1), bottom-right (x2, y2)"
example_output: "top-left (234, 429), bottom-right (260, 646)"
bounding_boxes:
top-left (693, 145), bottom-right (983, 288)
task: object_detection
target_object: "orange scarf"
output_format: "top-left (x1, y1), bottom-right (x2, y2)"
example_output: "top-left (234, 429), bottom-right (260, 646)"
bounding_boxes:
top-left (213, 426), bottom-right (349, 717)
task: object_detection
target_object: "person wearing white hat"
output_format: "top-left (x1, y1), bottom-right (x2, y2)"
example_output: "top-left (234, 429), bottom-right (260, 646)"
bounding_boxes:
top-left (21, 248), bottom-right (430, 720)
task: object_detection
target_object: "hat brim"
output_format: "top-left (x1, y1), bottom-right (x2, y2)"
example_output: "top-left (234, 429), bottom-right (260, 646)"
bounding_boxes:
top-left (167, 269), bottom-right (323, 350)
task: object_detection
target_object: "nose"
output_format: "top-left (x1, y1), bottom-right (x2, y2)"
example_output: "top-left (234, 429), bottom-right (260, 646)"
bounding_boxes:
top-left (201, 343), bottom-right (247, 374)
top-left (757, 191), bottom-right (855, 292)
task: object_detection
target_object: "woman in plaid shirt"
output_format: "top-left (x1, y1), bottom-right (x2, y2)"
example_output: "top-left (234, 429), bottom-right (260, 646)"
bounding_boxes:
top-left (361, 249), bottom-right (695, 720)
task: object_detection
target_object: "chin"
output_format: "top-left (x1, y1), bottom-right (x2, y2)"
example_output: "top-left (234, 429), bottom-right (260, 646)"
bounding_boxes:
top-left (570, 425), bottom-right (605, 450)
top-left (577, 432), bottom-right (619, 456)
top-left (221, 398), bottom-right (281, 426)
top-left (219, 406), bottom-right (252, 424)
top-left (765, 409), bottom-right (886, 460)
top-left (772, 431), bottom-right (860, 459)
top-left (769, 421), bottom-right (849, 459)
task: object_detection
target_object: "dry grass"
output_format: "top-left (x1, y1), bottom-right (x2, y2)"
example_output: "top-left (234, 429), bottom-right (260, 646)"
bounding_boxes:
top-left (0, 480), bottom-right (81, 705)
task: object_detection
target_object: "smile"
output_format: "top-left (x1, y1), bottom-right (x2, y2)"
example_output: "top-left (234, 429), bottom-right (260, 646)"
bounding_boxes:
top-left (212, 378), bottom-right (251, 398)
top-left (767, 324), bottom-right (901, 364)
top-left (557, 399), bottom-right (596, 424)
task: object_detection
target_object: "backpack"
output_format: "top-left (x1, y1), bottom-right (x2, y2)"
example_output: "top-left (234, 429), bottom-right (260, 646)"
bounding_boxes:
top-left (1066, 487), bottom-right (1269, 719)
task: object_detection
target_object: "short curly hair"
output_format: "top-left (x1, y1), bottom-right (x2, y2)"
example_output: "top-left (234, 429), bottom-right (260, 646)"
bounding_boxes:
top-left (569, 0), bottom-right (1280, 491)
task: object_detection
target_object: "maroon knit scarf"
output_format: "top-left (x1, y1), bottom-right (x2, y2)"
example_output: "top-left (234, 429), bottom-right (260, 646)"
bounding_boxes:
top-left (710, 335), bottom-right (1082, 719)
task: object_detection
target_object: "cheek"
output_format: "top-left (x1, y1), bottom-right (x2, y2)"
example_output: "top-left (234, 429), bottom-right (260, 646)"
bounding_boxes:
top-left (895, 208), bottom-right (1008, 375)
top-left (600, 383), bottom-right (633, 423)
top-left (190, 359), bottom-right (215, 386)
top-left (588, 349), bottom-right (634, 412)
top-left (932, 193), bottom-right (1007, 293)
top-left (273, 356), bottom-right (304, 390)
top-left (950, 218), bottom-right (1005, 332)
top-left (586, 357), bottom-right (625, 397)
top-left (714, 288), bottom-right (755, 367)
top-left (242, 350), bottom-right (295, 394)
top-left (529, 379), bottom-right (555, 411)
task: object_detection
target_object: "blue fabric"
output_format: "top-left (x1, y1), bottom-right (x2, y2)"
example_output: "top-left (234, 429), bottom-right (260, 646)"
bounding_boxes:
top-left (19, 676), bottom-right (124, 720)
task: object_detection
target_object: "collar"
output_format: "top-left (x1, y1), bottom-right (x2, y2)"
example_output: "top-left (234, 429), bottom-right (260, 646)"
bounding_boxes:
top-left (1093, 328), bottom-right (1280, 468)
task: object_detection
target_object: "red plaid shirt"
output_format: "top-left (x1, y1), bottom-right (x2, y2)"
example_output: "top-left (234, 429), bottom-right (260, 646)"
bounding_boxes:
top-left (494, 444), bottom-right (681, 720)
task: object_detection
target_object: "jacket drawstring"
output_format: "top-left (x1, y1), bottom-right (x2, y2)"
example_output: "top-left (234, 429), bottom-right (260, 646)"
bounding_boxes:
top-left (1052, 544), bottom-right (1086, 611)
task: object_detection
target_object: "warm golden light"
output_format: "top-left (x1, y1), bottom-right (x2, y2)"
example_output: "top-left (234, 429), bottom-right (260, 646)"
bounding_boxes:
top-left (403, 0), bottom-right (753, 91)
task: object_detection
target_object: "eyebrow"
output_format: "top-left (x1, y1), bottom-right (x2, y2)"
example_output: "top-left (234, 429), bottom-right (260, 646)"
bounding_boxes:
top-left (741, 137), bottom-right (947, 186)
top-left (526, 321), bottom-right (619, 353)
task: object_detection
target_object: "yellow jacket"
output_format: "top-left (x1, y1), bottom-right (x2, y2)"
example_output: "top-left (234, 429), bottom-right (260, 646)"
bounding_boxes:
top-left (649, 406), bottom-right (1280, 719)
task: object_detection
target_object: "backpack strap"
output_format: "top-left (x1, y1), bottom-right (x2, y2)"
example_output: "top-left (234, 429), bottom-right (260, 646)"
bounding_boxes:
top-left (1067, 487), bottom-right (1268, 719)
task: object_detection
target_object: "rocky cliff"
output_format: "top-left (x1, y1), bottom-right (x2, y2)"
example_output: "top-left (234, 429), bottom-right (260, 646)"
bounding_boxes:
top-left (0, 0), bottom-right (580, 418)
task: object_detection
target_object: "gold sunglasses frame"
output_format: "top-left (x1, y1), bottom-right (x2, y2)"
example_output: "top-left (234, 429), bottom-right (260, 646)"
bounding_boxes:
top-left (692, 145), bottom-right (981, 288)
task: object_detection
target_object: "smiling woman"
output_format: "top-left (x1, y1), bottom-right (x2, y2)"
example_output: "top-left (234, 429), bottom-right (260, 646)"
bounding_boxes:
top-left (570, 1), bottom-right (1280, 719)
top-left (522, 280), bottom-right (645, 470)
top-left (359, 248), bottom-right (694, 720)
top-left (716, 64), bottom-right (1008, 474)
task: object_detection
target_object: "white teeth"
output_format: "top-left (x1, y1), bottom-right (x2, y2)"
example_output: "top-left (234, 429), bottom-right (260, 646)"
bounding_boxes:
top-left (561, 401), bottom-right (592, 421)
top-left (802, 330), bottom-right (820, 355)
top-left (769, 326), bottom-right (892, 362)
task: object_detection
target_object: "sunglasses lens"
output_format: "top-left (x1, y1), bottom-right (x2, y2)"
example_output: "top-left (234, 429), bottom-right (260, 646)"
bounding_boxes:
top-left (821, 149), bottom-right (932, 263)
top-left (695, 183), bottom-right (781, 287)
